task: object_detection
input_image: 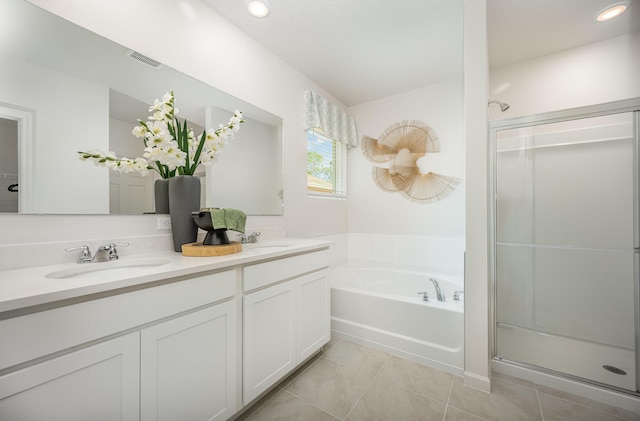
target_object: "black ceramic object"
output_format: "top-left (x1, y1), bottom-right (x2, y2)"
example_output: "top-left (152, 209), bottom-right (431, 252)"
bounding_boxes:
top-left (168, 175), bottom-right (200, 252)
top-left (191, 211), bottom-right (231, 245)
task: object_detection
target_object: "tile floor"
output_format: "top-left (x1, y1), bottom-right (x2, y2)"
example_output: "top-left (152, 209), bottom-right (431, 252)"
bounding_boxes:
top-left (237, 337), bottom-right (640, 421)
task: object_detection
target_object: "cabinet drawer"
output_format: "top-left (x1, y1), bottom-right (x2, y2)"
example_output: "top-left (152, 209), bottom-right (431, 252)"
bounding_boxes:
top-left (243, 249), bottom-right (329, 292)
top-left (0, 270), bottom-right (235, 372)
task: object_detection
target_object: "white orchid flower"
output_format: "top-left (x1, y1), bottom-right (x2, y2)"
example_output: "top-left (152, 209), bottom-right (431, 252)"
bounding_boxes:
top-left (80, 92), bottom-right (243, 178)
top-left (132, 124), bottom-right (147, 138)
top-left (117, 158), bottom-right (135, 173)
top-left (143, 146), bottom-right (166, 162)
top-left (132, 157), bottom-right (150, 176)
top-left (146, 120), bottom-right (170, 140)
top-left (157, 145), bottom-right (186, 170)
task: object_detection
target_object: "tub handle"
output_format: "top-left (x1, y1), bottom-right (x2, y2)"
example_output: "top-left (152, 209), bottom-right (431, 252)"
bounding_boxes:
top-left (454, 290), bottom-right (464, 301)
top-left (417, 291), bottom-right (430, 302)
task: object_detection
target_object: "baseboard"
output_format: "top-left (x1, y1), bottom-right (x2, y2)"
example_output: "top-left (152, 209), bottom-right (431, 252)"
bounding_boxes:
top-left (463, 371), bottom-right (491, 393)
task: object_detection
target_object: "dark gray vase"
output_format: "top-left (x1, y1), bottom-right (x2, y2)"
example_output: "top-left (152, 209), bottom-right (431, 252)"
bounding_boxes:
top-left (154, 178), bottom-right (170, 214)
top-left (168, 175), bottom-right (201, 252)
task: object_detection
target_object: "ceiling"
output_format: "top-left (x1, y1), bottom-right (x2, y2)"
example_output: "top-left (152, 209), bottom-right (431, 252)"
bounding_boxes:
top-left (203, 0), bottom-right (639, 107)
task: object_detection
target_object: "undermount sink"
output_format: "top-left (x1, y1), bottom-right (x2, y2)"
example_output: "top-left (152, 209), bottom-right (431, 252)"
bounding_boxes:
top-left (45, 258), bottom-right (170, 280)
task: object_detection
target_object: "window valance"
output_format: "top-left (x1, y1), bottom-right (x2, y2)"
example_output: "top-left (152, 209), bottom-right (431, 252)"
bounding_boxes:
top-left (304, 90), bottom-right (358, 148)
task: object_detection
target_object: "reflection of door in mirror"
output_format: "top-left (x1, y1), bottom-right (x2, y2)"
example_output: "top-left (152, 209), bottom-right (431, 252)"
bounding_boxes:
top-left (0, 117), bottom-right (18, 213)
top-left (108, 103), bottom-right (154, 214)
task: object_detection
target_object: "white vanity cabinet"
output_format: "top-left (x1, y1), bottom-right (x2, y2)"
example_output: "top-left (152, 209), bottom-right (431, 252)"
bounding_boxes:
top-left (0, 239), bottom-right (333, 420)
top-left (0, 270), bottom-right (237, 421)
top-left (242, 250), bottom-right (330, 404)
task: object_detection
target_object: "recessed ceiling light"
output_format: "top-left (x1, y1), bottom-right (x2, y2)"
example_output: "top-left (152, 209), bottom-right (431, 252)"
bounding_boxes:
top-left (595, 1), bottom-right (629, 22)
top-left (246, 0), bottom-right (270, 18)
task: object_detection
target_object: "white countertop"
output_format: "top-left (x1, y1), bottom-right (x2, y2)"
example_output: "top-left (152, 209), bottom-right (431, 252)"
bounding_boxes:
top-left (0, 239), bottom-right (332, 314)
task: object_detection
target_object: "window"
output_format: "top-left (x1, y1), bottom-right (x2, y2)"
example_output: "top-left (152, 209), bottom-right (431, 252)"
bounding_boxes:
top-left (306, 129), bottom-right (347, 198)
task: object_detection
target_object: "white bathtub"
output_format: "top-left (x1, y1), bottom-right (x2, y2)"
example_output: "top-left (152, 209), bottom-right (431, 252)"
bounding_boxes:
top-left (330, 264), bottom-right (464, 372)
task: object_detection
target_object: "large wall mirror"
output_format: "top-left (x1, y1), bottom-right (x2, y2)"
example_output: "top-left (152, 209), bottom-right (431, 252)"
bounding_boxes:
top-left (0, 0), bottom-right (284, 215)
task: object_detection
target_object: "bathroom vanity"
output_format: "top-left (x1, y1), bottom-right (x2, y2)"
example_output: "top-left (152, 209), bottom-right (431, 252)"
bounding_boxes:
top-left (0, 239), bottom-right (331, 420)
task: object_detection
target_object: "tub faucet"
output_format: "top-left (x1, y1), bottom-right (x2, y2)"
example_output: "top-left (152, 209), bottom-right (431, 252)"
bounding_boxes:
top-left (430, 278), bottom-right (446, 302)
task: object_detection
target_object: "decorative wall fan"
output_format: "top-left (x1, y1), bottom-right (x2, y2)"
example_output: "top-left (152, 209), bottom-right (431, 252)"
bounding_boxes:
top-left (361, 120), bottom-right (460, 204)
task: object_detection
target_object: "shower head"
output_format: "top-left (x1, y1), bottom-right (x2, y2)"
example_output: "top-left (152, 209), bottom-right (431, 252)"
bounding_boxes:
top-left (488, 100), bottom-right (510, 112)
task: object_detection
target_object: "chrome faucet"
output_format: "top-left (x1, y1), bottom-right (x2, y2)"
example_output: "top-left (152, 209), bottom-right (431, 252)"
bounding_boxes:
top-left (65, 243), bottom-right (129, 263)
top-left (430, 278), bottom-right (446, 302)
top-left (240, 232), bottom-right (261, 244)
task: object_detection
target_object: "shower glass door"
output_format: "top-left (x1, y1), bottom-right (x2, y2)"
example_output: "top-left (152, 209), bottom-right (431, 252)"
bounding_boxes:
top-left (492, 106), bottom-right (638, 392)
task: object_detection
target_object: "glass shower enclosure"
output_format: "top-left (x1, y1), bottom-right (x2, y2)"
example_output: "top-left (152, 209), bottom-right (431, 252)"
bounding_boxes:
top-left (491, 99), bottom-right (640, 394)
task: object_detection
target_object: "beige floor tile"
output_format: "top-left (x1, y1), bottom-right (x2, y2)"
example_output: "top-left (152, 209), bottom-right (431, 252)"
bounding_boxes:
top-left (589, 402), bottom-right (640, 421)
top-left (322, 340), bottom-right (390, 375)
top-left (346, 376), bottom-right (446, 421)
top-left (322, 336), bottom-right (341, 354)
top-left (448, 377), bottom-right (541, 421)
top-left (536, 384), bottom-right (640, 421)
top-left (444, 406), bottom-right (491, 421)
top-left (277, 352), bottom-right (324, 389)
top-left (376, 355), bottom-right (454, 403)
top-left (245, 390), bottom-right (339, 421)
top-left (237, 340), bottom-right (639, 421)
top-left (236, 386), bottom-right (283, 421)
top-left (538, 392), bottom-right (630, 421)
top-left (285, 357), bottom-right (374, 419)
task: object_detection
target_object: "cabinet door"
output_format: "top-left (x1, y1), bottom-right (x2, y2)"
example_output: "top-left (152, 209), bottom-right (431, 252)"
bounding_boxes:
top-left (243, 280), bottom-right (295, 404)
top-left (141, 301), bottom-right (236, 421)
top-left (0, 332), bottom-right (140, 421)
top-left (297, 270), bottom-right (330, 361)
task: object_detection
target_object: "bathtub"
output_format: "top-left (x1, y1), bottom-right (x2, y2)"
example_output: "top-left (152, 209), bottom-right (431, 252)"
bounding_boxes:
top-left (330, 264), bottom-right (464, 372)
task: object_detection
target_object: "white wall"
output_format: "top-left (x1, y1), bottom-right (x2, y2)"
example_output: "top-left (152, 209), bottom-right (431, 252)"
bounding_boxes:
top-left (0, 0), bottom-right (349, 251)
top-left (346, 80), bottom-right (465, 276)
top-left (489, 31), bottom-right (640, 120)
top-left (463, 0), bottom-right (491, 392)
top-left (348, 79), bottom-right (465, 236)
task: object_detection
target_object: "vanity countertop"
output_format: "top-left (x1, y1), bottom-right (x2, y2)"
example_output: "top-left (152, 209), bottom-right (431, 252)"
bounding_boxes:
top-left (0, 238), bottom-right (332, 314)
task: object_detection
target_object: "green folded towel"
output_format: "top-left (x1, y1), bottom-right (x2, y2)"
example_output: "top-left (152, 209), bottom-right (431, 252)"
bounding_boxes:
top-left (202, 208), bottom-right (246, 233)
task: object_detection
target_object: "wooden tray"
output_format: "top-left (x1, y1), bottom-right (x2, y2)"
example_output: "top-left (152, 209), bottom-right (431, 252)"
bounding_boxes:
top-left (181, 241), bottom-right (242, 257)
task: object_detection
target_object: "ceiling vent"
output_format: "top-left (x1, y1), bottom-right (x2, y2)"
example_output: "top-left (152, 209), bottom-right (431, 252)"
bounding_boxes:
top-left (125, 50), bottom-right (163, 68)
